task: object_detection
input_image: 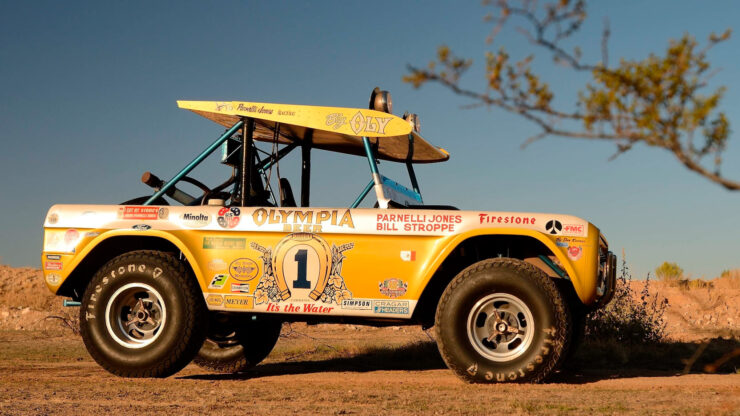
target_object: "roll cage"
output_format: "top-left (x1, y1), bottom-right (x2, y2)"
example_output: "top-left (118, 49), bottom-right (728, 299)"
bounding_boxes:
top-left (143, 95), bottom-right (448, 209)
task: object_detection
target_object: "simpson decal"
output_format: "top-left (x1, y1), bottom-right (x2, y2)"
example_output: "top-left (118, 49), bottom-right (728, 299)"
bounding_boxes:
top-left (252, 233), bottom-right (354, 305)
top-left (341, 299), bottom-right (372, 310)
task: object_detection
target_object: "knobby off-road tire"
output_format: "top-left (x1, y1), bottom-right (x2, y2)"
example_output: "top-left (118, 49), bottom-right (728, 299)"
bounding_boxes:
top-left (79, 250), bottom-right (207, 377)
top-left (194, 316), bottom-right (282, 373)
top-left (435, 258), bottom-right (571, 383)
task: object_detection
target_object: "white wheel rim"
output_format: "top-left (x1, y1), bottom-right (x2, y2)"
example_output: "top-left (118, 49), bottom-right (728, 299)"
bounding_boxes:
top-left (105, 283), bottom-right (167, 349)
top-left (466, 293), bottom-right (535, 362)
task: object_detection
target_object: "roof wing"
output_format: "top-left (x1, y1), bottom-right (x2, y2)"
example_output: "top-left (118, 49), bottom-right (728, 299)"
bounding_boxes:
top-left (177, 100), bottom-right (449, 164)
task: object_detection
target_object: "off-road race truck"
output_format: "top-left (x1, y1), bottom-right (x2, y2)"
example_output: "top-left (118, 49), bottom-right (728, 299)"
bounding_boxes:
top-left (42, 88), bottom-right (616, 383)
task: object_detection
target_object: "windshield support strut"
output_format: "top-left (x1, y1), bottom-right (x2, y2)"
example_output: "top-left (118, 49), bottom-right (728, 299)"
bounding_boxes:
top-left (301, 129), bottom-right (313, 207)
top-left (240, 117), bottom-right (255, 206)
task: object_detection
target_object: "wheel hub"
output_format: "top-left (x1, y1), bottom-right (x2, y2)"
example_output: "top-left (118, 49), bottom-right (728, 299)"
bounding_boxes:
top-left (105, 283), bottom-right (166, 349)
top-left (467, 293), bottom-right (535, 362)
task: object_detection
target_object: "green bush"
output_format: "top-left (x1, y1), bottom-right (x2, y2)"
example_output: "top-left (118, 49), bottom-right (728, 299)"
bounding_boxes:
top-left (655, 261), bottom-right (684, 283)
top-left (585, 256), bottom-right (668, 344)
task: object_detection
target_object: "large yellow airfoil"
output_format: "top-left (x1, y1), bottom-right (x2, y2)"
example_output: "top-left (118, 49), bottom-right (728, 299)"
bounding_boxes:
top-left (177, 100), bottom-right (449, 163)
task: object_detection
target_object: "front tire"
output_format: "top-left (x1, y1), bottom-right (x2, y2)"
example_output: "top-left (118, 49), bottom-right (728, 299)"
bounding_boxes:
top-left (79, 250), bottom-right (206, 377)
top-left (435, 258), bottom-right (570, 383)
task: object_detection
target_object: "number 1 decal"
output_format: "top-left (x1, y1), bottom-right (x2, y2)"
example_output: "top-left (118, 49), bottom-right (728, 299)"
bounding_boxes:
top-left (292, 249), bottom-right (310, 288)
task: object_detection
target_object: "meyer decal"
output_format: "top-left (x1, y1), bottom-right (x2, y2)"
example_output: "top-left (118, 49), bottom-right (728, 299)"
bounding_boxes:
top-left (252, 234), bottom-right (354, 305)
top-left (217, 207), bottom-right (241, 229)
top-left (208, 274), bottom-right (228, 289)
top-left (374, 300), bottom-right (410, 315)
top-left (251, 208), bottom-right (354, 232)
top-left (224, 295), bottom-right (254, 309)
top-left (181, 212), bottom-right (210, 228)
top-left (203, 237), bottom-right (246, 250)
top-left (229, 258), bottom-right (259, 282)
top-left (379, 278), bottom-right (408, 298)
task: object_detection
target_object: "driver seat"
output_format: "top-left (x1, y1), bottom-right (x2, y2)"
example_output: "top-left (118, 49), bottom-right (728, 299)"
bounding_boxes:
top-left (279, 178), bottom-right (297, 207)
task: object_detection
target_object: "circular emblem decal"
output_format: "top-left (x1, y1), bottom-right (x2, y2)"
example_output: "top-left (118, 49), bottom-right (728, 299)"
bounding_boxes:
top-left (567, 245), bottom-right (583, 261)
top-left (545, 220), bottom-right (562, 235)
top-left (64, 229), bottom-right (79, 245)
top-left (217, 207), bottom-right (241, 229)
top-left (229, 258), bottom-right (259, 282)
top-left (46, 273), bottom-right (61, 285)
top-left (48, 213), bottom-right (58, 224)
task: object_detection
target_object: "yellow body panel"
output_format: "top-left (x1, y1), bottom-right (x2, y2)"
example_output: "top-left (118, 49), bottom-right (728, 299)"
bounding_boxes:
top-left (42, 205), bottom-right (604, 315)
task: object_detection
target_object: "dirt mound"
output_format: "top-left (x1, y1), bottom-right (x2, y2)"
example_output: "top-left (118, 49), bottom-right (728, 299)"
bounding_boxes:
top-left (1, 264), bottom-right (738, 340)
top-left (630, 277), bottom-right (740, 341)
top-left (0, 265), bottom-right (75, 332)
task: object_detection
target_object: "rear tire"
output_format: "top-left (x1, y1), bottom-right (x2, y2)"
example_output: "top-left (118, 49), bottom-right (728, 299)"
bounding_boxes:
top-left (194, 315), bottom-right (282, 373)
top-left (435, 258), bottom-right (570, 383)
top-left (79, 250), bottom-right (206, 377)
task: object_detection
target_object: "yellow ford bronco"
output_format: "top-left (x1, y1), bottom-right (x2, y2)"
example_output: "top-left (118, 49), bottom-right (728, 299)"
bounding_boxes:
top-left (42, 89), bottom-right (615, 383)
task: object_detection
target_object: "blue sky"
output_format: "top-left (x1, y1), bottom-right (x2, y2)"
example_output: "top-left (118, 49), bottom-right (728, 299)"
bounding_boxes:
top-left (1, 1), bottom-right (738, 279)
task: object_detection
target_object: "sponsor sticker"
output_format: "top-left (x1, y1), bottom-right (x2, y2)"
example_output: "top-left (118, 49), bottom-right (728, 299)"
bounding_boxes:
top-left (46, 273), bottom-right (61, 285)
top-left (206, 294), bottom-right (223, 306)
top-left (45, 261), bottom-right (63, 271)
top-left (400, 250), bottom-right (416, 262)
top-left (217, 207), bottom-right (241, 229)
top-left (379, 278), bottom-right (408, 298)
top-left (340, 299), bottom-right (372, 310)
top-left (567, 245), bottom-right (583, 261)
top-left (374, 300), bottom-right (410, 315)
top-left (118, 206), bottom-right (160, 220)
top-left (203, 237), bottom-right (246, 250)
top-left (158, 207), bottom-right (169, 219)
top-left (251, 208), bottom-right (354, 233)
top-left (208, 274), bottom-right (228, 289)
top-left (64, 229), bottom-right (79, 245)
top-left (85, 231), bottom-right (100, 238)
top-left (48, 213), bottom-right (58, 224)
top-left (556, 241), bottom-right (568, 248)
top-left (231, 283), bottom-right (250, 293)
top-left (132, 224), bottom-right (151, 231)
top-left (181, 212), bottom-right (210, 228)
top-left (545, 220), bottom-right (562, 235)
top-left (229, 258), bottom-right (259, 282)
top-left (46, 254), bottom-right (61, 260)
top-left (224, 295), bottom-right (254, 309)
top-left (208, 259), bottom-right (227, 271)
top-left (563, 224), bottom-right (586, 236)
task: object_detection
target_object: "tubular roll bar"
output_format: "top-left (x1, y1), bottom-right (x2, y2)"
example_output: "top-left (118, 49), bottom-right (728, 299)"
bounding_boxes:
top-left (144, 120), bottom-right (244, 205)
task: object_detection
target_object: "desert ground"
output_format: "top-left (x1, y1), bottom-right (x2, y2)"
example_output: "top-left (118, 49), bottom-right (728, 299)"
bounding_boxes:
top-left (1, 265), bottom-right (738, 415)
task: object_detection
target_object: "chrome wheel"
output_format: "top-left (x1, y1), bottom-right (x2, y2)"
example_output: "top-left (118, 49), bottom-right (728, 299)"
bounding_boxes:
top-left (105, 283), bottom-right (166, 349)
top-left (466, 293), bottom-right (535, 362)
